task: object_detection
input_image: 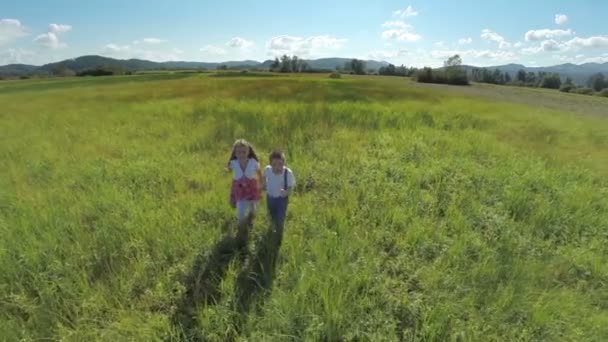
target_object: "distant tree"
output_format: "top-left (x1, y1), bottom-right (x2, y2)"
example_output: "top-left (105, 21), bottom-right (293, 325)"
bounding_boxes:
top-left (444, 54), bottom-right (462, 67)
top-left (396, 64), bottom-right (407, 76)
top-left (415, 67), bottom-right (434, 83)
top-left (271, 57), bottom-right (280, 71)
top-left (349, 59), bottom-right (366, 75)
top-left (540, 73), bottom-right (562, 89)
top-left (526, 72), bottom-right (537, 86)
top-left (217, 64), bottom-right (228, 70)
top-left (560, 79), bottom-right (575, 92)
top-left (299, 60), bottom-right (310, 72)
top-left (51, 63), bottom-right (76, 77)
top-left (380, 63), bottom-right (397, 76)
top-left (280, 55), bottom-right (292, 73)
top-left (77, 66), bottom-right (115, 76)
top-left (504, 72), bottom-right (512, 83)
top-left (516, 69), bottom-right (527, 83)
top-left (588, 73), bottom-right (606, 92)
top-left (443, 54), bottom-right (468, 85)
top-left (291, 56), bottom-right (299, 73)
top-left (493, 69), bottom-right (502, 84)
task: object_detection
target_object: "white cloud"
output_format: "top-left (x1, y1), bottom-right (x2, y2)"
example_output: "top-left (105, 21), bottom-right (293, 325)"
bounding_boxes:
top-left (382, 20), bottom-right (410, 29)
top-left (434, 41), bottom-right (446, 48)
top-left (525, 29), bottom-right (573, 41)
top-left (227, 36), bottom-right (254, 49)
top-left (200, 45), bottom-right (227, 55)
top-left (34, 23), bottom-right (71, 49)
top-left (0, 18), bottom-right (28, 46)
top-left (267, 35), bottom-right (347, 57)
top-left (520, 46), bottom-right (539, 55)
top-left (0, 47), bottom-right (34, 65)
top-left (581, 55), bottom-right (608, 64)
top-left (104, 44), bottom-right (131, 52)
top-left (49, 24), bottom-right (72, 34)
top-left (431, 48), bottom-right (518, 62)
top-left (541, 39), bottom-right (562, 51)
top-left (481, 29), bottom-right (512, 49)
top-left (393, 5), bottom-right (418, 18)
top-left (34, 32), bottom-right (64, 49)
top-left (555, 14), bottom-right (568, 25)
top-left (552, 54), bottom-right (570, 62)
top-left (368, 49), bottom-right (409, 59)
top-left (564, 36), bottom-right (608, 50)
top-left (382, 28), bottom-right (421, 42)
top-left (481, 29), bottom-right (505, 43)
top-left (133, 38), bottom-right (167, 45)
top-left (513, 41), bottom-right (523, 48)
top-left (499, 41), bottom-right (512, 49)
top-left (142, 38), bottom-right (166, 44)
top-left (458, 37), bottom-right (472, 44)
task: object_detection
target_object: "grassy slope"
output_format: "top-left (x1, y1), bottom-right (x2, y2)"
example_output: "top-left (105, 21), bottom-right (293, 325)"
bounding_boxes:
top-left (1, 74), bottom-right (607, 341)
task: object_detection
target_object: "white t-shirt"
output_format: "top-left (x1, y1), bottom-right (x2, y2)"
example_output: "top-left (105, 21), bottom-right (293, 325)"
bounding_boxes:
top-left (230, 159), bottom-right (260, 179)
top-left (264, 166), bottom-right (295, 198)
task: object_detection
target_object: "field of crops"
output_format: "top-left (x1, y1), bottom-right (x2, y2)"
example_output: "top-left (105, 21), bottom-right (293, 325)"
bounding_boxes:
top-left (1, 73), bottom-right (607, 341)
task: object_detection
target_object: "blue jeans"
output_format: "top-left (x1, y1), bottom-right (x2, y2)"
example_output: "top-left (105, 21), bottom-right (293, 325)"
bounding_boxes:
top-left (267, 195), bottom-right (289, 239)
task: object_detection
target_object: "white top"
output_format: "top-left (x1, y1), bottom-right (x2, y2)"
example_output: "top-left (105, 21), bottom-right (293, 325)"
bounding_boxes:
top-left (230, 158), bottom-right (260, 180)
top-left (264, 166), bottom-right (296, 198)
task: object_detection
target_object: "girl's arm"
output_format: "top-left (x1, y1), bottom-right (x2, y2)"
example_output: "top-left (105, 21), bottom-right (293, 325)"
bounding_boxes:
top-left (225, 161), bottom-right (232, 173)
top-left (257, 167), bottom-right (265, 190)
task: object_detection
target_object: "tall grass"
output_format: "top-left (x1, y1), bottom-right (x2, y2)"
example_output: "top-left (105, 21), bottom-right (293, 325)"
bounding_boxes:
top-left (1, 74), bottom-right (607, 341)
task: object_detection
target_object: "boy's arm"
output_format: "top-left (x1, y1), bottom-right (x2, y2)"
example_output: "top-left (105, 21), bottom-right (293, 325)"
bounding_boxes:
top-left (286, 170), bottom-right (295, 195)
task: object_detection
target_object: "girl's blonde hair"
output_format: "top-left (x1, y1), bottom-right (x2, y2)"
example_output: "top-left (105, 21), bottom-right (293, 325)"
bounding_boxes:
top-left (228, 139), bottom-right (259, 164)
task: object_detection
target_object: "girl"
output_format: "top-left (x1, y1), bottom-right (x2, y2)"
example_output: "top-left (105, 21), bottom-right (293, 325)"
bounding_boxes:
top-left (264, 150), bottom-right (296, 241)
top-left (226, 139), bottom-right (263, 224)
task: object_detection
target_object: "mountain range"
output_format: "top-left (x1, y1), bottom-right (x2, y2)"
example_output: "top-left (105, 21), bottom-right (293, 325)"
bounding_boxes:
top-left (1, 55), bottom-right (606, 85)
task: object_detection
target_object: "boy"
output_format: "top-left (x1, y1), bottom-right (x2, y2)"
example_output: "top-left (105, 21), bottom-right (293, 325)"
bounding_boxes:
top-left (264, 150), bottom-right (296, 245)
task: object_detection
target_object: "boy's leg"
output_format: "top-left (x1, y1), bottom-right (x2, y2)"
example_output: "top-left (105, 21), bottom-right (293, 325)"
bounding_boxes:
top-left (273, 197), bottom-right (289, 247)
top-left (266, 196), bottom-right (279, 225)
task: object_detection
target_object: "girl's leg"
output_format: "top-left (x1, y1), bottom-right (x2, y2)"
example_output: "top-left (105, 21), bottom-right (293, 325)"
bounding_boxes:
top-left (237, 200), bottom-right (248, 223)
top-left (249, 200), bottom-right (259, 218)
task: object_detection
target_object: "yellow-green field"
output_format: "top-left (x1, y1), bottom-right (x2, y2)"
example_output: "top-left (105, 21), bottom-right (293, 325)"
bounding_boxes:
top-left (1, 73), bottom-right (607, 341)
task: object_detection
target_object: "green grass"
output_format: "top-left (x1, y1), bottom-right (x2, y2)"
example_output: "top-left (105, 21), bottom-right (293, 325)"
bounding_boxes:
top-left (1, 73), bottom-right (607, 341)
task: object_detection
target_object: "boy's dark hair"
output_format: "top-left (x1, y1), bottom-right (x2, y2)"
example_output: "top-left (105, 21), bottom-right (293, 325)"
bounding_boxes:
top-left (269, 150), bottom-right (285, 162)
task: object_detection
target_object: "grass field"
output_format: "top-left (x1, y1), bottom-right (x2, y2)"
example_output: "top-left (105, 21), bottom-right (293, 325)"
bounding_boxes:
top-left (1, 73), bottom-right (607, 341)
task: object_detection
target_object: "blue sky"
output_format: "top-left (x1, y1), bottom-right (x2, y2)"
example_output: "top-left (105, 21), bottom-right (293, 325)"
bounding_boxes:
top-left (1, 0), bottom-right (607, 67)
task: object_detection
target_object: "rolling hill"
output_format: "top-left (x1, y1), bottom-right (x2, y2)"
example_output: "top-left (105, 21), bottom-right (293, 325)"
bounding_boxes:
top-left (1, 55), bottom-right (606, 84)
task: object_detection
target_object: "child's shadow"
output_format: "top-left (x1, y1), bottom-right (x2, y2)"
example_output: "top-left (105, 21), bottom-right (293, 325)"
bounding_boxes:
top-left (172, 216), bottom-right (253, 341)
top-left (234, 222), bottom-right (284, 315)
